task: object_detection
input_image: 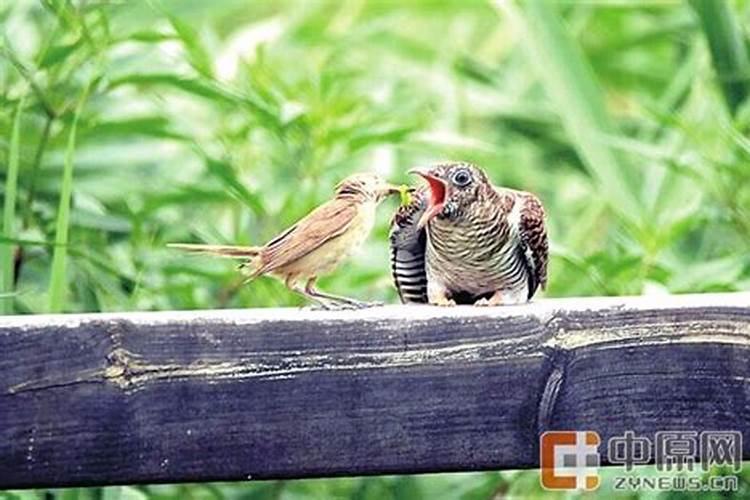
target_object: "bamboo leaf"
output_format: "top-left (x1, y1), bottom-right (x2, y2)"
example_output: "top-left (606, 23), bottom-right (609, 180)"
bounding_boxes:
top-left (38, 37), bottom-right (83, 68)
top-left (169, 15), bottom-right (214, 78)
top-left (1, 97), bottom-right (24, 315)
top-left (107, 73), bottom-right (279, 127)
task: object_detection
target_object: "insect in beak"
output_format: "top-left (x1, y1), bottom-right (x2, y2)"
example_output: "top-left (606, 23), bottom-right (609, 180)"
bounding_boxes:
top-left (379, 183), bottom-right (406, 200)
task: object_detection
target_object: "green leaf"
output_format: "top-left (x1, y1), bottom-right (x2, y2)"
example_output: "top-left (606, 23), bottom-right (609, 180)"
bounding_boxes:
top-left (0, 491), bottom-right (44, 500)
top-left (127, 30), bottom-right (175, 43)
top-left (108, 73), bottom-right (236, 102)
top-left (349, 124), bottom-right (419, 151)
top-left (101, 486), bottom-right (148, 500)
top-left (38, 37), bottom-right (83, 68)
top-left (169, 15), bottom-right (214, 78)
top-left (669, 257), bottom-right (744, 292)
top-left (57, 488), bottom-right (82, 500)
top-left (107, 73), bottom-right (279, 126)
top-left (80, 116), bottom-right (189, 141)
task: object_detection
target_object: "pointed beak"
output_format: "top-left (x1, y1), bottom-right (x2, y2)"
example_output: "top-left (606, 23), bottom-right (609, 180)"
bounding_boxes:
top-left (378, 183), bottom-right (403, 199)
top-left (409, 168), bottom-right (447, 229)
top-left (385, 184), bottom-right (403, 196)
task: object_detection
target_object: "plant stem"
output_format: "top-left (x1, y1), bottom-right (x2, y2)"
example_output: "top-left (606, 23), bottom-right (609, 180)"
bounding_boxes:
top-left (1, 98), bottom-right (25, 315)
top-left (48, 85), bottom-right (90, 313)
top-left (23, 113), bottom-right (54, 228)
top-left (688, 0), bottom-right (750, 115)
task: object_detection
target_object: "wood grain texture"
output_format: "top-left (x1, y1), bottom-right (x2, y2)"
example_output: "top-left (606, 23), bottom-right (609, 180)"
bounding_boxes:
top-left (1, 293), bottom-right (749, 488)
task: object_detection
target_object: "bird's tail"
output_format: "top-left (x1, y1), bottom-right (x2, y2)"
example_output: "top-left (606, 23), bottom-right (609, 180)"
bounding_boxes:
top-left (168, 243), bottom-right (266, 281)
top-left (167, 243), bottom-right (262, 258)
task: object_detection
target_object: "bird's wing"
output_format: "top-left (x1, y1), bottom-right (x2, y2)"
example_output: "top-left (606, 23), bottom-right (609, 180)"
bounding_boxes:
top-left (258, 198), bottom-right (359, 274)
top-left (516, 192), bottom-right (549, 299)
top-left (389, 188), bottom-right (428, 304)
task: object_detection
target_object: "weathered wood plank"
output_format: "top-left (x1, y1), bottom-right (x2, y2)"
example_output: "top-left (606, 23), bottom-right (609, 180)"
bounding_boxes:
top-left (1, 293), bottom-right (749, 488)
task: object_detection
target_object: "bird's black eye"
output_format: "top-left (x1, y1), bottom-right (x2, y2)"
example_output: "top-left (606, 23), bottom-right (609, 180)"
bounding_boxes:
top-left (451, 169), bottom-right (472, 187)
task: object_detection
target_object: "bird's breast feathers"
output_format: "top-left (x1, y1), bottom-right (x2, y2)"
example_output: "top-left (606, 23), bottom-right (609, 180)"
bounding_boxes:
top-left (336, 200), bottom-right (378, 252)
top-left (425, 191), bottom-right (531, 296)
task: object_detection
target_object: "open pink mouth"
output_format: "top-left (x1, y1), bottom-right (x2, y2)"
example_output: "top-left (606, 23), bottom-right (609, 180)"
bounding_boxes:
top-left (425, 175), bottom-right (446, 207)
top-left (411, 170), bottom-right (447, 228)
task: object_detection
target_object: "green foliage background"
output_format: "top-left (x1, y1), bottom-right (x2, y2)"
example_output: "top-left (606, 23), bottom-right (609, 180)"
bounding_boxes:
top-left (1, 0), bottom-right (749, 498)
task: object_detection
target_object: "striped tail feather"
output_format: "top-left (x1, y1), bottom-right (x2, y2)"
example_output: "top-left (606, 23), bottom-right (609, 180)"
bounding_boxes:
top-left (389, 191), bottom-right (429, 304)
top-left (390, 247), bottom-right (428, 304)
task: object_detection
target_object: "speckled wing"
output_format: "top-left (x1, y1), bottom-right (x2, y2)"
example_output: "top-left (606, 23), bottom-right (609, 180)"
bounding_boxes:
top-left (389, 189), bottom-right (428, 304)
top-left (517, 192), bottom-right (548, 299)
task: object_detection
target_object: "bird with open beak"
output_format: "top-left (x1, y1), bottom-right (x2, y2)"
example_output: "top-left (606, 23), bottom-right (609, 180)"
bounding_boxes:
top-left (170, 173), bottom-right (401, 309)
top-left (390, 162), bottom-right (548, 306)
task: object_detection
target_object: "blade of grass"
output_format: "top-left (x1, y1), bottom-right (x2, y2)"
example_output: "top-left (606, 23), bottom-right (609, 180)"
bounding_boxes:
top-left (48, 85), bottom-right (90, 313)
top-left (1, 97), bottom-right (24, 315)
top-left (688, 0), bottom-right (750, 115)
top-left (107, 73), bottom-right (279, 128)
top-left (495, 0), bottom-right (643, 226)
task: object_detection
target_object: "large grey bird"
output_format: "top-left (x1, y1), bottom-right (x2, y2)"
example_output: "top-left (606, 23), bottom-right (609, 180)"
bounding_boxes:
top-left (389, 162), bottom-right (548, 306)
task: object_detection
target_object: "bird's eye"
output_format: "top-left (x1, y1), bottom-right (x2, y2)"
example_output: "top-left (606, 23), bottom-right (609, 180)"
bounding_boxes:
top-left (451, 169), bottom-right (472, 187)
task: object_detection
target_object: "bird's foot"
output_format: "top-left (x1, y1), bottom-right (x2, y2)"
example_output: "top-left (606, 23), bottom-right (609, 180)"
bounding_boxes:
top-left (427, 283), bottom-right (456, 307)
top-left (363, 300), bottom-right (384, 308)
top-left (474, 291), bottom-right (505, 307)
top-left (432, 297), bottom-right (457, 307)
top-left (303, 285), bottom-right (379, 310)
top-left (305, 301), bottom-right (357, 311)
top-left (304, 302), bottom-right (335, 311)
top-left (305, 299), bottom-right (380, 311)
top-left (338, 299), bottom-right (383, 309)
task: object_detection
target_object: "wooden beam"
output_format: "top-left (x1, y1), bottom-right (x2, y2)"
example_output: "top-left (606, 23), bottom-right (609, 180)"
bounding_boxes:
top-left (1, 293), bottom-right (749, 488)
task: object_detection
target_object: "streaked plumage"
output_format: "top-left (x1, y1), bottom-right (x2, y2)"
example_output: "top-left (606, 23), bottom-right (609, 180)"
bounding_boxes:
top-left (390, 162), bottom-right (548, 306)
top-left (170, 173), bottom-right (400, 309)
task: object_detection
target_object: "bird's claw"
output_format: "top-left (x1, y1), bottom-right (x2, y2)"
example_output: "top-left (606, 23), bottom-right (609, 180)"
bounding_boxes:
top-left (474, 292), bottom-right (503, 307)
top-left (305, 300), bottom-right (381, 311)
top-left (304, 303), bottom-right (333, 311)
top-left (432, 298), bottom-right (457, 307)
top-left (337, 300), bottom-right (383, 310)
top-left (354, 300), bottom-right (383, 309)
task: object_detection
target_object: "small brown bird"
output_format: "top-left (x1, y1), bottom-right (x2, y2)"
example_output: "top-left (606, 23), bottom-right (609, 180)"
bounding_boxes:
top-left (390, 162), bottom-right (548, 306)
top-left (170, 173), bottom-right (401, 309)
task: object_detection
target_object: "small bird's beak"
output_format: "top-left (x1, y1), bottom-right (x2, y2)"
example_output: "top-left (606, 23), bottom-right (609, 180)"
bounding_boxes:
top-left (385, 184), bottom-right (403, 196)
top-left (409, 168), bottom-right (447, 229)
top-left (377, 184), bottom-right (404, 200)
